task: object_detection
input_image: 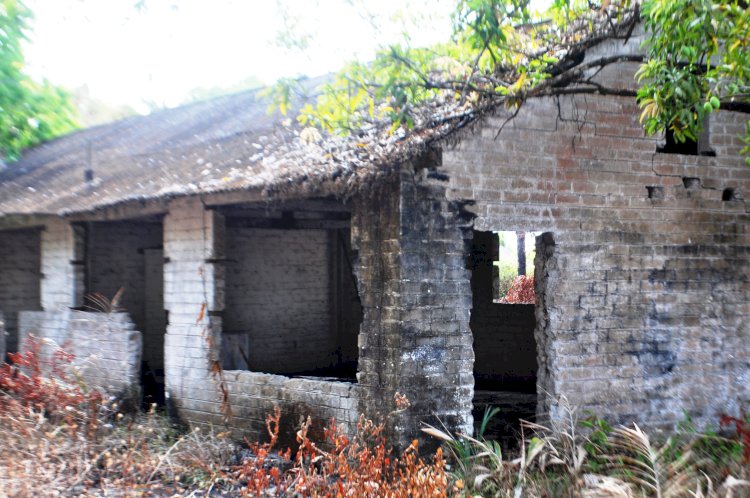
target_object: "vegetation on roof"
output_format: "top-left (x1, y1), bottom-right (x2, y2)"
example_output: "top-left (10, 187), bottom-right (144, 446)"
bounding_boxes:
top-left (271, 0), bottom-right (750, 164)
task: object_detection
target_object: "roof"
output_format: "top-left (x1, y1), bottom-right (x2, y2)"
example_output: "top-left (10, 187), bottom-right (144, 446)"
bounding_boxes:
top-left (0, 74), bottom-right (462, 218)
top-left (0, 7), bottom-right (641, 218)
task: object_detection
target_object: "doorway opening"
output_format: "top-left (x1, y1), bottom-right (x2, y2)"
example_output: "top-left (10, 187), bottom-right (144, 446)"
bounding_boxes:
top-left (77, 217), bottom-right (166, 407)
top-left (469, 230), bottom-right (551, 444)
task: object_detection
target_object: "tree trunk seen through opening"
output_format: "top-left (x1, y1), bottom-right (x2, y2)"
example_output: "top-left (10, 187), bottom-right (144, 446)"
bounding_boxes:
top-left (516, 231), bottom-right (526, 276)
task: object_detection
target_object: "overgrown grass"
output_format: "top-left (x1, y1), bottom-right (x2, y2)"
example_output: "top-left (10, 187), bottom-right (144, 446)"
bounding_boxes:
top-left (1, 338), bottom-right (748, 497)
top-left (426, 400), bottom-right (750, 498)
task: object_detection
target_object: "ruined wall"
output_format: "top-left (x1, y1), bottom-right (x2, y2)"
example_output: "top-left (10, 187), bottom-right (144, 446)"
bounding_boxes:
top-left (349, 179), bottom-right (405, 430)
top-left (163, 197), bottom-right (361, 442)
top-left (0, 228), bottom-right (42, 353)
top-left (390, 167), bottom-right (476, 442)
top-left (18, 310), bottom-right (141, 399)
top-left (436, 94), bottom-right (750, 429)
top-left (223, 228), bottom-right (334, 373)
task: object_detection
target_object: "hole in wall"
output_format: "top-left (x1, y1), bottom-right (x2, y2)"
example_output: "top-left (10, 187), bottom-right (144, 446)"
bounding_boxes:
top-left (722, 188), bottom-right (736, 201)
top-left (682, 177), bottom-right (701, 189)
top-left (647, 186), bottom-right (665, 199)
top-left (657, 122), bottom-right (715, 156)
top-left (491, 231), bottom-right (541, 303)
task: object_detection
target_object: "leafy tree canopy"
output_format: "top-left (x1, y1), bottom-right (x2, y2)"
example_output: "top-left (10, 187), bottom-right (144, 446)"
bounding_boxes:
top-left (271, 0), bottom-right (750, 164)
top-left (0, 0), bottom-right (78, 162)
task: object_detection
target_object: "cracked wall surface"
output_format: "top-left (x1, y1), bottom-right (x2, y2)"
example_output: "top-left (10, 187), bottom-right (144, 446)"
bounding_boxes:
top-left (437, 94), bottom-right (749, 429)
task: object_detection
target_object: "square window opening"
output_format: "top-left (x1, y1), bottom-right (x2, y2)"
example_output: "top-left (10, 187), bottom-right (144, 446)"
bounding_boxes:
top-left (221, 208), bottom-right (362, 382)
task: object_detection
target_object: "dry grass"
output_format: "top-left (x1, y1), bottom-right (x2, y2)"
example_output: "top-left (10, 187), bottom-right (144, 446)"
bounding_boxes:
top-left (1, 341), bottom-right (748, 497)
top-left (425, 397), bottom-right (750, 498)
top-left (0, 400), bottom-right (239, 496)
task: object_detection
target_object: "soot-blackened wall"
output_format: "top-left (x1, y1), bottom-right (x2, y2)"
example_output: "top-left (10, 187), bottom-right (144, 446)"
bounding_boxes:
top-left (439, 94), bottom-right (750, 429)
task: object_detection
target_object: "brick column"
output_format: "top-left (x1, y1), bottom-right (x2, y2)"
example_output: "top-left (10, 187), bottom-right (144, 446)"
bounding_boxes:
top-left (163, 197), bottom-right (225, 423)
top-left (41, 219), bottom-right (84, 311)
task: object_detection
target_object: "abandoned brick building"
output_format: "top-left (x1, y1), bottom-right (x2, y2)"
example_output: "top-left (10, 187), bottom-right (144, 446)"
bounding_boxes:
top-left (0, 29), bottom-right (748, 446)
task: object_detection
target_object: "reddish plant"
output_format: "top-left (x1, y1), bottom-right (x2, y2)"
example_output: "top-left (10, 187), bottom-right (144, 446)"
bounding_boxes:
top-left (500, 275), bottom-right (536, 304)
top-left (720, 407), bottom-right (750, 465)
top-left (238, 406), bottom-right (451, 497)
top-left (239, 406), bottom-right (291, 496)
top-left (0, 335), bottom-right (103, 437)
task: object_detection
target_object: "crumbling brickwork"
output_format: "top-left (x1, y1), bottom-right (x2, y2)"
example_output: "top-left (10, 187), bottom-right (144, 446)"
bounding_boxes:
top-left (435, 95), bottom-right (750, 429)
top-left (393, 167), bottom-right (476, 443)
top-left (18, 310), bottom-right (142, 400)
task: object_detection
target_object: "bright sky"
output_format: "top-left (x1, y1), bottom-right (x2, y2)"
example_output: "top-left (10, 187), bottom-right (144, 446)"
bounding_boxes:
top-left (24, 0), bottom-right (454, 112)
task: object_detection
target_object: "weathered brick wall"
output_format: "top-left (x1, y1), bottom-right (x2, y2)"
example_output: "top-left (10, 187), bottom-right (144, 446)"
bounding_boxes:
top-left (350, 178), bottom-right (406, 431)
top-left (18, 310), bottom-right (142, 399)
top-left (224, 372), bottom-right (360, 447)
top-left (162, 197), bottom-right (222, 424)
top-left (435, 94), bottom-right (750, 429)
top-left (223, 227), bottom-right (335, 373)
top-left (392, 167), bottom-right (476, 442)
top-left (0, 228), bottom-right (42, 353)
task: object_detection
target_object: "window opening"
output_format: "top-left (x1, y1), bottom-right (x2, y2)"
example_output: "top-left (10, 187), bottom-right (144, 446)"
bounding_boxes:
top-left (657, 119), bottom-right (715, 156)
top-left (221, 207), bottom-right (362, 382)
top-left (493, 231), bottom-right (541, 304)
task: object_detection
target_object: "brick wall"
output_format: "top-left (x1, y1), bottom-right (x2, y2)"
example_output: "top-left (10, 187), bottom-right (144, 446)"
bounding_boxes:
top-left (18, 310), bottom-right (142, 400)
top-left (434, 94), bottom-right (750, 429)
top-left (0, 228), bottom-right (42, 353)
top-left (350, 179), bottom-right (405, 431)
top-left (223, 227), bottom-right (335, 373)
top-left (162, 197), bottom-right (222, 423)
top-left (224, 372), bottom-right (360, 448)
top-left (392, 167), bottom-right (476, 443)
